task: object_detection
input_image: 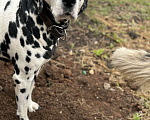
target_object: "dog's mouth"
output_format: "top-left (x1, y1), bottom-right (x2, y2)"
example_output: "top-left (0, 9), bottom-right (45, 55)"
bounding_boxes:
top-left (58, 12), bottom-right (77, 23)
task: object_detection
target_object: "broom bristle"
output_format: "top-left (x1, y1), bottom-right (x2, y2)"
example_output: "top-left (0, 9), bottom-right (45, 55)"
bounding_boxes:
top-left (112, 47), bottom-right (150, 92)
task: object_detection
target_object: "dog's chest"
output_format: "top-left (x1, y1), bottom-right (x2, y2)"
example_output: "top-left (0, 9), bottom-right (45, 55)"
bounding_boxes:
top-left (0, 0), bottom-right (58, 67)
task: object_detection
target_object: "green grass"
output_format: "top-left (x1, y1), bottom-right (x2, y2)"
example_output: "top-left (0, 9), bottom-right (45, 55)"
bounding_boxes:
top-left (81, 0), bottom-right (150, 43)
top-left (87, 0), bottom-right (150, 20)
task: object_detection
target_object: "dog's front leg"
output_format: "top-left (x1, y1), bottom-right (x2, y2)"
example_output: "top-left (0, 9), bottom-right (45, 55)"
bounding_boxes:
top-left (13, 73), bottom-right (31, 120)
top-left (28, 70), bottom-right (41, 113)
top-left (13, 68), bottom-right (41, 120)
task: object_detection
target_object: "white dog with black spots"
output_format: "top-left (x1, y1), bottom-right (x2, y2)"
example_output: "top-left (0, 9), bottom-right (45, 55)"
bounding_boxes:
top-left (0, 0), bottom-right (88, 119)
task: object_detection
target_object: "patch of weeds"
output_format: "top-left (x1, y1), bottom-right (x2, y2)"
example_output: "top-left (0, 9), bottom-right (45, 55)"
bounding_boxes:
top-left (110, 43), bottom-right (114, 49)
top-left (93, 18), bottom-right (101, 24)
top-left (71, 43), bottom-right (75, 49)
top-left (117, 82), bottom-right (119, 87)
top-left (113, 33), bottom-right (127, 43)
top-left (133, 113), bottom-right (141, 120)
top-left (88, 24), bottom-right (95, 32)
top-left (93, 49), bottom-right (104, 57)
top-left (75, 50), bottom-right (78, 55)
top-left (102, 54), bottom-right (108, 59)
top-left (102, 31), bottom-right (106, 36)
top-left (116, 39), bottom-right (125, 43)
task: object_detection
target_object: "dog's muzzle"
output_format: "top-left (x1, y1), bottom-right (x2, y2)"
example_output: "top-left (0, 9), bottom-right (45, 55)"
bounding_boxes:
top-left (62, 0), bottom-right (76, 8)
top-left (60, 0), bottom-right (77, 20)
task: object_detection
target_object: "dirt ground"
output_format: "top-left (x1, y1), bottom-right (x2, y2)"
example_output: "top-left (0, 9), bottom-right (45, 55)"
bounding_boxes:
top-left (0, 13), bottom-right (143, 120)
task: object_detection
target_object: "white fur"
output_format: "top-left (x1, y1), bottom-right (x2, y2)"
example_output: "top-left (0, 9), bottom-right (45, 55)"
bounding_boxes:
top-left (46, 0), bottom-right (84, 22)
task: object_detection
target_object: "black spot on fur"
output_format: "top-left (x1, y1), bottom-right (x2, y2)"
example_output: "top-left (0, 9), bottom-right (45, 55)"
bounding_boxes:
top-left (16, 95), bottom-right (19, 101)
top-left (35, 53), bottom-right (40, 58)
top-left (43, 51), bottom-right (53, 59)
top-left (27, 50), bottom-right (31, 56)
top-left (13, 84), bottom-right (16, 87)
top-left (34, 69), bottom-right (38, 74)
top-left (26, 56), bottom-right (31, 63)
top-left (43, 33), bottom-right (47, 40)
top-left (21, 0), bottom-right (28, 12)
top-left (26, 95), bottom-right (29, 100)
top-left (34, 75), bottom-right (37, 82)
top-left (20, 88), bottom-right (26, 93)
top-left (36, 16), bottom-right (43, 25)
top-left (27, 34), bottom-right (34, 44)
top-left (34, 41), bottom-right (40, 48)
top-left (21, 118), bottom-right (24, 120)
top-left (4, 1), bottom-right (11, 11)
top-left (22, 27), bottom-right (28, 36)
top-left (1, 42), bottom-right (7, 53)
top-left (24, 66), bottom-right (29, 74)
top-left (5, 33), bottom-right (10, 46)
top-left (43, 45), bottom-right (57, 59)
top-left (18, 5), bottom-right (27, 24)
top-left (14, 64), bottom-right (20, 75)
top-left (41, 27), bottom-right (44, 31)
top-left (20, 37), bottom-right (25, 47)
top-left (16, 15), bottom-right (20, 27)
top-left (9, 22), bottom-right (18, 38)
top-left (15, 53), bottom-right (19, 60)
top-left (32, 26), bottom-right (40, 39)
top-left (27, 16), bottom-right (35, 28)
top-left (15, 79), bottom-right (21, 84)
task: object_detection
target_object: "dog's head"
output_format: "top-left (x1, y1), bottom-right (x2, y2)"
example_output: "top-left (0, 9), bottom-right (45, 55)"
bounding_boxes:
top-left (36, 0), bottom-right (88, 23)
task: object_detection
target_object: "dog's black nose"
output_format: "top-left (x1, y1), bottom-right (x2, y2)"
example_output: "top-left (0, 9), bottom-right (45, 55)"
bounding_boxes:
top-left (62, 0), bottom-right (76, 7)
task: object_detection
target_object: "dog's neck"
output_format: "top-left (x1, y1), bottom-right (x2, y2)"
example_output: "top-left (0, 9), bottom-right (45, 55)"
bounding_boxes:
top-left (18, 0), bottom-right (69, 40)
top-left (36, 1), bottom-right (70, 39)
top-left (15, 0), bottom-right (68, 53)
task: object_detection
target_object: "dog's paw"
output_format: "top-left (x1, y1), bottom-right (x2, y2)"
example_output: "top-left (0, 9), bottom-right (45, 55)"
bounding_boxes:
top-left (28, 101), bottom-right (41, 112)
top-left (20, 117), bottom-right (29, 120)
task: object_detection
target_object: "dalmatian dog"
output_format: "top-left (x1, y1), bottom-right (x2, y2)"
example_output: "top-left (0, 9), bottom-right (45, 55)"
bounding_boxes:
top-left (0, 0), bottom-right (88, 120)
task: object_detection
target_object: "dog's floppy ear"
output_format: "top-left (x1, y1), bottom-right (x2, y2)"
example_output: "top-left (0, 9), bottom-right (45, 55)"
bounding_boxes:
top-left (34, 0), bottom-right (44, 14)
top-left (78, 0), bottom-right (88, 15)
